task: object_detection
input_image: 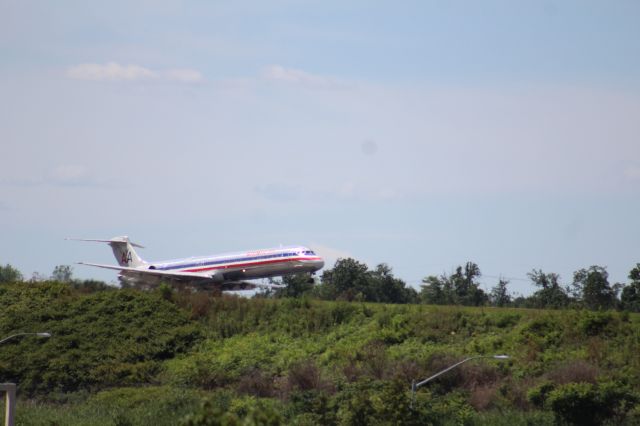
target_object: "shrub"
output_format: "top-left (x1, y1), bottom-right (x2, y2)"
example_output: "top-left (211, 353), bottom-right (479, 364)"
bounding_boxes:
top-left (0, 285), bottom-right (201, 396)
top-left (334, 379), bottom-right (434, 426)
top-left (357, 340), bottom-right (389, 380)
top-left (180, 395), bottom-right (283, 426)
top-left (527, 381), bottom-right (555, 407)
top-left (547, 381), bottom-right (638, 425)
top-left (236, 368), bottom-right (276, 398)
top-left (579, 311), bottom-right (614, 337)
top-left (285, 360), bottom-right (332, 394)
top-left (547, 360), bottom-right (598, 385)
top-left (469, 384), bottom-right (500, 411)
top-left (494, 313), bottom-right (521, 328)
top-left (547, 382), bottom-right (597, 425)
top-left (330, 302), bottom-right (359, 325)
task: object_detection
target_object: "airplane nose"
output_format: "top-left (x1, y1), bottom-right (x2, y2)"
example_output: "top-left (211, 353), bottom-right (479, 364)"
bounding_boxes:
top-left (316, 259), bottom-right (325, 269)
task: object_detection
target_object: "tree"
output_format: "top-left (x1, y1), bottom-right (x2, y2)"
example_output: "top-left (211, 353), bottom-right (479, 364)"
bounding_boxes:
top-left (0, 263), bottom-right (23, 283)
top-left (490, 278), bottom-right (511, 307)
top-left (527, 269), bottom-right (570, 309)
top-left (367, 263), bottom-right (418, 304)
top-left (319, 258), bottom-right (370, 301)
top-left (450, 262), bottom-right (487, 306)
top-left (318, 259), bottom-right (417, 304)
top-left (621, 263), bottom-right (640, 312)
top-left (276, 273), bottom-right (315, 298)
top-left (573, 266), bottom-right (616, 310)
top-left (30, 272), bottom-right (47, 282)
top-left (420, 262), bottom-right (487, 306)
top-left (51, 265), bottom-right (73, 283)
top-left (420, 275), bottom-right (452, 305)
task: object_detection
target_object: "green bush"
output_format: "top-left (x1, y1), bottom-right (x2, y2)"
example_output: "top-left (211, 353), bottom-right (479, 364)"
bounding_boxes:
top-left (1, 283), bottom-right (640, 424)
top-left (180, 395), bottom-right (284, 426)
top-left (493, 313), bottom-right (521, 329)
top-left (547, 381), bottom-right (638, 425)
top-left (0, 283), bottom-right (202, 396)
top-left (527, 381), bottom-right (555, 407)
top-left (11, 386), bottom-right (202, 426)
top-left (578, 311), bottom-right (614, 337)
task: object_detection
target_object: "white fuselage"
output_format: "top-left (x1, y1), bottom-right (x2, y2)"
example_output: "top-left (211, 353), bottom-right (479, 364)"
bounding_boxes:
top-left (71, 236), bottom-right (324, 289)
top-left (146, 245), bottom-right (324, 283)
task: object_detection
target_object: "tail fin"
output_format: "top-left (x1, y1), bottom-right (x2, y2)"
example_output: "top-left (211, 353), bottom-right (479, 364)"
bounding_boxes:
top-left (66, 236), bottom-right (147, 267)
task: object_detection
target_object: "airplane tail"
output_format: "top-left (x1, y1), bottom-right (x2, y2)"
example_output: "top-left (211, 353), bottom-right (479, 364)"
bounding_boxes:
top-left (66, 236), bottom-right (147, 267)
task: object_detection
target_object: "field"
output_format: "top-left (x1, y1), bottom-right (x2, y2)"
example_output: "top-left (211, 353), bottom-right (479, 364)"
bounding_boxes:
top-left (1, 282), bottom-right (639, 425)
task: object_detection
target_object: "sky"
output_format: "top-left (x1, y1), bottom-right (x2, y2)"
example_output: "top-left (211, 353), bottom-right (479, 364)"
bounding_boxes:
top-left (1, 0), bottom-right (639, 295)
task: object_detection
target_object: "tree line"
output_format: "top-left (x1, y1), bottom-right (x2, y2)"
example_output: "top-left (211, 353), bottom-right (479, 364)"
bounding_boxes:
top-left (271, 259), bottom-right (640, 312)
top-left (419, 262), bottom-right (640, 312)
top-left (2, 259), bottom-right (640, 311)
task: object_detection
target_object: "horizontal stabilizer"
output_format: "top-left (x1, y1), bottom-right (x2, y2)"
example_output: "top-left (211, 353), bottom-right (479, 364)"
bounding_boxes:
top-left (65, 237), bottom-right (145, 248)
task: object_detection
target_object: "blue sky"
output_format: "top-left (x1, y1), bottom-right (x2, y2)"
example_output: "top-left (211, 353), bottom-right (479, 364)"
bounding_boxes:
top-left (1, 1), bottom-right (639, 294)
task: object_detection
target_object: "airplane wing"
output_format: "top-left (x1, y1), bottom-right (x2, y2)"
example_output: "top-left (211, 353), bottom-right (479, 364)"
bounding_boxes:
top-left (77, 262), bottom-right (215, 281)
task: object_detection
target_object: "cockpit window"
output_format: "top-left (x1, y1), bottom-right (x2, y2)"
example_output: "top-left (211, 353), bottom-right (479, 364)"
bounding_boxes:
top-left (303, 250), bottom-right (315, 255)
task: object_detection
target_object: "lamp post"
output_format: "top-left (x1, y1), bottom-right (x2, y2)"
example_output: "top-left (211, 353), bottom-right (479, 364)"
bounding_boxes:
top-left (0, 333), bottom-right (51, 346)
top-left (1, 332), bottom-right (51, 426)
top-left (410, 354), bottom-right (509, 408)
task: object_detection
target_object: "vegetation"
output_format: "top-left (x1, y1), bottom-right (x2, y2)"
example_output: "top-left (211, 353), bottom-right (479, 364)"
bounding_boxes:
top-left (0, 264), bottom-right (23, 283)
top-left (0, 260), bottom-right (639, 424)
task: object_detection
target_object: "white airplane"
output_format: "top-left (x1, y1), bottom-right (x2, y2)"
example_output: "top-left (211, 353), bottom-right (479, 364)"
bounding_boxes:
top-left (67, 236), bottom-right (324, 290)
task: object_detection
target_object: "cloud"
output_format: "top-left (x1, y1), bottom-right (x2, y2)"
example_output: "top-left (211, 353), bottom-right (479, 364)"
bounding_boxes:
top-left (49, 165), bottom-right (93, 186)
top-left (46, 165), bottom-right (127, 189)
top-left (253, 180), bottom-right (400, 205)
top-left (624, 166), bottom-right (640, 180)
top-left (263, 65), bottom-right (345, 89)
top-left (0, 165), bottom-right (122, 189)
top-left (314, 181), bottom-right (401, 203)
top-left (66, 62), bottom-right (203, 83)
top-left (254, 183), bottom-right (300, 202)
top-left (67, 62), bottom-right (156, 81)
top-left (164, 68), bottom-right (204, 83)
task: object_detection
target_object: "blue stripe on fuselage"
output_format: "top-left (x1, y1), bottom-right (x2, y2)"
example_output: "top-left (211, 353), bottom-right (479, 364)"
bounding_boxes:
top-left (156, 249), bottom-right (304, 271)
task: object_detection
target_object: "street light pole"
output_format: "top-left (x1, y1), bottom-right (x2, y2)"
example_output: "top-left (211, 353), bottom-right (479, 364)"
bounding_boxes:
top-left (0, 332), bottom-right (51, 426)
top-left (0, 332), bottom-right (51, 346)
top-left (410, 354), bottom-right (509, 408)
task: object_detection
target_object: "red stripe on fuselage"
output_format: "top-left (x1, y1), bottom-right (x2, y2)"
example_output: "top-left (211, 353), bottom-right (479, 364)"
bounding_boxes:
top-left (181, 257), bottom-right (323, 273)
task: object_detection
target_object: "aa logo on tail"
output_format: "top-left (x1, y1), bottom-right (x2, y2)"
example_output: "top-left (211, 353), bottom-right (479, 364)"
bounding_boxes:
top-left (121, 250), bottom-right (133, 265)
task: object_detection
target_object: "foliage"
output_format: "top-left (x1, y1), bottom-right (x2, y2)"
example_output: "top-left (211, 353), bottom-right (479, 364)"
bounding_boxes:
top-left (546, 382), bottom-right (638, 425)
top-left (0, 282), bottom-right (202, 396)
top-left (51, 264), bottom-right (74, 283)
top-left (275, 273), bottom-right (315, 298)
top-left (420, 262), bottom-right (487, 306)
top-left (268, 260), bottom-right (640, 316)
top-left (490, 279), bottom-right (511, 307)
top-left (180, 395), bottom-right (284, 426)
top-left (526, 269), bottom-right (570, 309)
top-left (317, 259), bottom-right (417, 304)
top-left (0, 263), bottom-right (23, 283)
top-left (621, 264), bottom-right (640, 312)
top-left (572, 266), bottom-right (617, 310)
top-left (320, 258), bottom-right (369, 301)
top-left (578, 311), bottom-right (615, 336)
top-left (8, 386), bottom-right (202, 426)
top-left (527, 381), bottom-right (555, 407)
top-left (1, 280), bottom-right (640, 424)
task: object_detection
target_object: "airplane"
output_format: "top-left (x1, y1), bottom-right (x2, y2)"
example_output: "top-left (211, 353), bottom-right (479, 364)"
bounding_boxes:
top-left (67, 236), bottom-right (325, 291)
